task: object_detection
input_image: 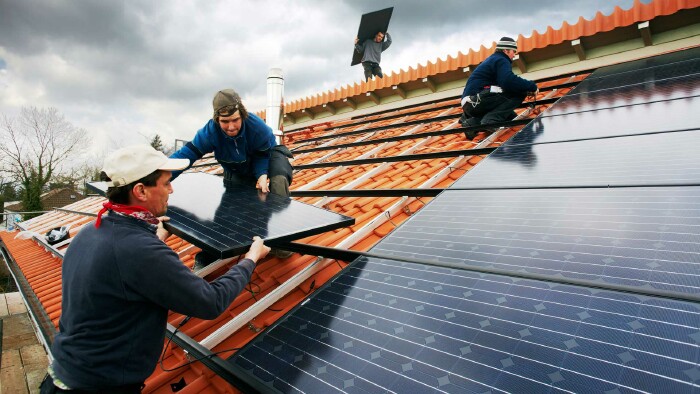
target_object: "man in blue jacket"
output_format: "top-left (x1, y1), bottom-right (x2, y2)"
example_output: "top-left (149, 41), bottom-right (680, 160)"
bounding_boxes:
top-left (460, 36), bottom-right (538, 139)
top-left (170, 89), bottom-right (293, 197)
top-left (355, 31), bottom-right (392, 81)
top-left (42, 145), bottom-right (270, 393)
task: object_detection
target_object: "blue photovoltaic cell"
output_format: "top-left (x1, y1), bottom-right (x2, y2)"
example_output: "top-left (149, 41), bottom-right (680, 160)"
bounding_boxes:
top-left (165, 173), bottom-right (354, 257)
top-left (544, 73), bottom-right (700, 116)
top-left (451, 130), bottom-right (700, 188)
top-left (372, 188), bottom-right (700, 297)
top-left (229, 256), bottom-right (700, 393)
top-left (580, 46), bottom-right (700, 81)
top-left (508, 96), bottom-right (700, 145)
top-left (571, 55), bottom-right (700, 94)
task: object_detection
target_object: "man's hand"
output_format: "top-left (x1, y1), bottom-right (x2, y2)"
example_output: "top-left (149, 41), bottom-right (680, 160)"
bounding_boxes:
top-left (256, 174), bottom-right (270, 193)
top-left (245, 236), bottom-right (270, 263)
top-left (156, 216), bottom-right (171, 242)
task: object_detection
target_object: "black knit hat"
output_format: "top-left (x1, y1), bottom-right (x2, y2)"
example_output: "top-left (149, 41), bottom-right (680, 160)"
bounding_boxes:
top-left (495, 36), bottom-right (518, 51)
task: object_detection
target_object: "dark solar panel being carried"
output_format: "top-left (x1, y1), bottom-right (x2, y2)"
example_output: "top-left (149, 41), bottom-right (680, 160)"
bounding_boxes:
top-left (165, 173), bottom-right (355, 258)
top-left (223, 50), bottom-right (700, 392)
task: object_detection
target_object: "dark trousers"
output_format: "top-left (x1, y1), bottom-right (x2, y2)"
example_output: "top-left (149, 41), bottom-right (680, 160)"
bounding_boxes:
top-left (462, 91), bottom-right (525, 125)
top-left (223, 147), bottom-right (293, 198)
top-left (40, 374), bottom-right (142, 394)
top-left (362, 62), bottom-right (383, 81)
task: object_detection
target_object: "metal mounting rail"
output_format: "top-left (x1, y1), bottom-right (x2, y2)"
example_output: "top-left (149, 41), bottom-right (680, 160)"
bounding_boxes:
top-left (164, 324), bottom-right (256, 391)
top-left (296, 97), bottom-right (559, 145)
top-left (291, 188), bottom-right (443, 198)
top-left (294, 147), bottom-right (495, 170)
top-left (293, 118), bottom-right (531, 154)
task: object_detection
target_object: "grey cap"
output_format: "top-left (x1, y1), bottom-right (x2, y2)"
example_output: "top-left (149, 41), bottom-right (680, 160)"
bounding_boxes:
top-left (212, 89), bottom-right (242, 119)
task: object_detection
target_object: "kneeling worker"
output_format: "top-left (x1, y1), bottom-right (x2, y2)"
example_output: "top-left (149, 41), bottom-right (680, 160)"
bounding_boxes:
top-left (42, 144), bottom-right (270, 393)
top-left (461, 36), bottom-right (538, 139)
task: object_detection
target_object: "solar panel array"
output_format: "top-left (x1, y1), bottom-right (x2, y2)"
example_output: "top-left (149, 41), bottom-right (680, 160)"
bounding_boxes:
top-left (226, 49), bottom-right (700, 393)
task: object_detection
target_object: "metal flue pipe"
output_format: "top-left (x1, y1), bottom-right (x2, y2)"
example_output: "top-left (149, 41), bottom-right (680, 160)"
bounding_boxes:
top-left (266, 68), bottom-right (284, 145)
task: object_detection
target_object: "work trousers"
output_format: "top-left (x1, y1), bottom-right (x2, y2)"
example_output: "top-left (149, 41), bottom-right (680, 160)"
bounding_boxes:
top-left (462, 91), bottom-right (525, 125)
top-left (362, 61), bottom-right (383, 81)
top-left (223, 146), bottom-right (292, 198)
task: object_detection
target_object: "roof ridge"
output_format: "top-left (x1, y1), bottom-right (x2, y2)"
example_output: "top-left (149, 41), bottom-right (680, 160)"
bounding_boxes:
top-left (260, 0), bottom-right (697, 117)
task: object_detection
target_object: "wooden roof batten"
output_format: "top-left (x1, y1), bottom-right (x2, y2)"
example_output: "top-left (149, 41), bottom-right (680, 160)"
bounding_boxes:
top-left (257, 0), bottom-right (700, 127)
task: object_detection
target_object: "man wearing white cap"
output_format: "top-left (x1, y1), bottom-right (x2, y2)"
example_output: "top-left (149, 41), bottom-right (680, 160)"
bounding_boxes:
top-left (460, 36), bottom-right (538, 139)
top-left (41, 145), bottom-right (270, 393)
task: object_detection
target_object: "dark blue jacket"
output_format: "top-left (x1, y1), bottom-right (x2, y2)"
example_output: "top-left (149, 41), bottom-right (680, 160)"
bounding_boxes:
top-left (171, 113), bottom-right (276, 180)
top-left (462, 51), bottom-right (537, 98)
top-left (50, 213), bottom-right (255, 389)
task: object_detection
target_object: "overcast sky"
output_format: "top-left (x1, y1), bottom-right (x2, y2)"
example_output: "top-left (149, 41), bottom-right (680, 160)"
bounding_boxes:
top-left (0, 0), bottom-right (644, 163)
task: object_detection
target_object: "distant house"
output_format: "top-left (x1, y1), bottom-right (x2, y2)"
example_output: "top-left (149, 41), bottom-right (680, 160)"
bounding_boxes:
top-left (4, 187), bottom-right (85, 213)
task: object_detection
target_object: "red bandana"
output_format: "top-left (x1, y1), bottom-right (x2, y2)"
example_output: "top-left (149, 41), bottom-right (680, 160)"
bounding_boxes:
top-left (95, 202), bottom-right (160, 228)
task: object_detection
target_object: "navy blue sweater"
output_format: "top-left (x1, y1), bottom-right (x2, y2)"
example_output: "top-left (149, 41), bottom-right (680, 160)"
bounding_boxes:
top-left (51, 213), bottom-right (255, 389)
top-left (462, 51), bottom-right (537, 98)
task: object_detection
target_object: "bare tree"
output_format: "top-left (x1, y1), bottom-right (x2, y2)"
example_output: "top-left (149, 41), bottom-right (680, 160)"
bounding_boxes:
top-left (0, 107), bottom-right (87, 219)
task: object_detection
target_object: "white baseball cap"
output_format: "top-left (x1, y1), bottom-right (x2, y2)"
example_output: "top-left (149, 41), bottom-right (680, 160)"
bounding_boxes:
top-left (102, 144), bottom-right (189, 187)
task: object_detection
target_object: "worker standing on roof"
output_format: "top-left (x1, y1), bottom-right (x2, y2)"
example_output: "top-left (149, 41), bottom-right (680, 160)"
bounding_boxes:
top-left (460, 36), bottom-right (538, 140)
top-left (41, 145), bottom-right (270, 393)
top-left (170, 89), bottom-right (293, 261)
top-left (355, 31), bottom-right (392, 82)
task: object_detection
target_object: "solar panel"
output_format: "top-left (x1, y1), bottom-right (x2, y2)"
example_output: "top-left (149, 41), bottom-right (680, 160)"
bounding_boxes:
top-left (508, 96), bottom-right (700, 145)
top-left (571, 57), bottom-right (700, 94)
top-left (90, 172), bottom-right (355, 258)
top-left (545, 73), bottom-right (700, 116)
top-left (452, 130), bottom-right (700, 188)
top-left (581, 46), bottom-right (700, 80)
top-left (228, 256), bottom-right (700, 393)
top-left (351, 7), bottom-right (394, 66)
top-left (372, 188), bottom-right (700, 297)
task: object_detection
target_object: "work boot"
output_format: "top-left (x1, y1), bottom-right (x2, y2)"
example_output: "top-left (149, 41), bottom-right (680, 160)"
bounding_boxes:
top-left (463, 117), bottom-right (481, 140)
